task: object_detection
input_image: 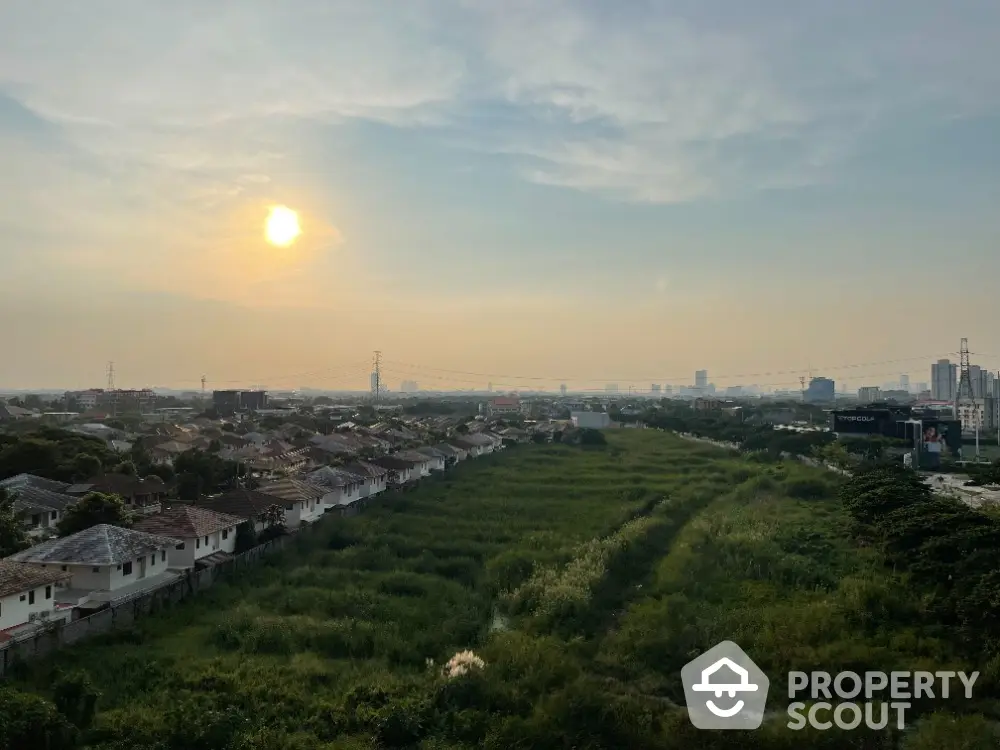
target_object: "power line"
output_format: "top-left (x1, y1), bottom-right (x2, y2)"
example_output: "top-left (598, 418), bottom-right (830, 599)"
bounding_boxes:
top-left (380, 354), bottom-right (950, 385)
top-left (379, 365), bottom-right (928, 392)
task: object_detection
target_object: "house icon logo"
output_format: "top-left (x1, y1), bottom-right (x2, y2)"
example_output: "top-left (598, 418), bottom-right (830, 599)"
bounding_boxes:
top-left (680, 641), bottom-right (770, 729)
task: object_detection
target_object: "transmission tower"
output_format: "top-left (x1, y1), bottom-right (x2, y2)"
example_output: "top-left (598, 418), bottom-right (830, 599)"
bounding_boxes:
top-left (201, 375), bottom-right (207, 406)
top-left (106, 361), bottom-right (117, 417)
top-left (799, 376), bottom-right (806, 402)
top-left (371, 351), bottom-right (382, 406)
top-left (956, 337), bottom-right (978, 430)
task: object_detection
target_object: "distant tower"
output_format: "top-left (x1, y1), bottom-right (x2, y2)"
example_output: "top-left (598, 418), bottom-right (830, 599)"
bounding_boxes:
top-left (560, 383), bottom-right (567, 397)
top-left (106, 361), bottom-right (117, 417)
top-left (956, 338), bottom-right (977, 430)
top-left (488, 382), bottom-right (493, 393)
top-left (201, 375), bottom-right (207, 406)
top-left (371, 351), bottom-right (382, 405)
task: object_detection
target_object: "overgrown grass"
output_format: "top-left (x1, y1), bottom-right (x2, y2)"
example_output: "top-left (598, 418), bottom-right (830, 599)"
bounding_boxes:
top-left (10, 432), bottom-right (997, 749)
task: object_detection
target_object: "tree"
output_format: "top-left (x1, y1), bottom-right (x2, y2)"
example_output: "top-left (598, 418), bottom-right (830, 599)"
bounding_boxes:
top-left (177, 472), bottom-right (203, 502)
top-left (57, 493), bottom-right (133, 536)
top-left (71, 454), bottom-right (103, 481)
top-left (0, 489), bottom-right (30, 558)
top-left (0, 686), bottom-right (78, 750)
top-left (0, 438), bottom-right (60, 480)
top-left (234, 521), bottom-right (257, 553)
top-left (113, 460), bottom-right (137, 476)
top-left (51, 670), bottom-right (100, 732)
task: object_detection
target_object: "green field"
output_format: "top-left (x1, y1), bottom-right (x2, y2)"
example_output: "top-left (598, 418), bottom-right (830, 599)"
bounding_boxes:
top-left (11, 432), bottom-right (997, 749)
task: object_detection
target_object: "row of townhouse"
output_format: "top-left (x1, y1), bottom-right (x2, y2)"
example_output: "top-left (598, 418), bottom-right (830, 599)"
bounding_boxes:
top-left (0, 432), bottom-right (507, 642)
top-left (0, 472), bottom-right (168, 539)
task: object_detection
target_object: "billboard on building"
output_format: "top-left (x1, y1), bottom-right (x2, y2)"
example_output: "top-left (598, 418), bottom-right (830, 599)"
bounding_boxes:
top-left (831, 409), bottom-right (895, 435)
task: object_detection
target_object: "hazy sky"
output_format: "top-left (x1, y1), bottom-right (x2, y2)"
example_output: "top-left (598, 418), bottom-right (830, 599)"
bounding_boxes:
top-left (3, 1), bottom-right (1000, 392)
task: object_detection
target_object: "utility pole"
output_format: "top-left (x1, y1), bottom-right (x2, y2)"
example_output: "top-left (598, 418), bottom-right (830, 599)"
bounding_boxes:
top-left (371, 350), bottom-right (382, 407)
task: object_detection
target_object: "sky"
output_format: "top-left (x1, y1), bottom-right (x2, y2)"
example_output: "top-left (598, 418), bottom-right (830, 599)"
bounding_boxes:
top-left (2, 0), bottom-right (1000, 393)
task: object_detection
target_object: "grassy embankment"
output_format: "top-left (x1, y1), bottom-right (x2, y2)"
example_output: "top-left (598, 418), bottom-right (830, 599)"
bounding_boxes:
top-left (12, 432), bottom-right (998, 749)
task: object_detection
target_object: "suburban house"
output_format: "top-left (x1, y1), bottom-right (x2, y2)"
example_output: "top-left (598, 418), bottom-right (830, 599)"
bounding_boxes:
top-left (4, 484), bottom-right (79, 538)
top-left (341, 461), bottom-right (389, 499)
top-left (463, 433), bottom-right (497, 454)
top-left (0, 560), bottom-right (73, 641)
top-left (65, 474), bottom-right (168, 516)
top-left (435, 443), bottom-right (467, 464)
top-left (487, 396), bottom-right (521, 417)
top-left (0, 473), bottom-right (71, 495)
top-left (0, 403), bottom-right (34, 422)
top-left (305, 467), bottom-right (366, 515)
top-left (414, 446), bottom-right (448, 472)
top-left (449, 437), bottom-right (484, 458)
top-left (371, 456), bottom-right (420, 488)
top-left (134, 505), bottom-right (243, 570)
top-left (8, 524), bottom-right (180, 612)
top-left (256, 478), bottom-right (326, 528)
top-left (395, 450), bottom-right (435, 477)
top-left (198, 489), bottom-right (287, 534)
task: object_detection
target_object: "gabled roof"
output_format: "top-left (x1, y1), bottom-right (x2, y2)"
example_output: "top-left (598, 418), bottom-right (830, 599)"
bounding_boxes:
top-left (8, 524), bottom-right (179, 566)
top-left (66, 474), bottom-right (167, 498)
top-left (198, 489), bottom-right (285, 520)
top-left (134, 505), bottom-right (243, 539)
top-left (395, 450), bottom-right (433, 464)
top-left (0, 473), bottom-right (71, 494)
top-left (0, 560), bottom-right (71, 599)
top-left (415, 446), bottom-right (447, 459)
top-left (342, 460), bottom-right (389, 478)
top-left (8, 485), bottom-right (79, 513)
top-left (257, 478), bottom-right (326, 503)
top-left (305, 466), bottom-right (365, 489)
top-left (461, 433), bottom-right (496, 446)
top-left (448, 438), bottom-right (477, 451)
top-left (372, 455), bottom-right (418, 470)
top-left (435, 443), bottom-right (464, 456)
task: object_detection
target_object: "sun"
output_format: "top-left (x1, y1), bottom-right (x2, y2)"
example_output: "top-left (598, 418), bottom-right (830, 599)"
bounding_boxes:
top-left (265, 205), bottom-right (301, 247)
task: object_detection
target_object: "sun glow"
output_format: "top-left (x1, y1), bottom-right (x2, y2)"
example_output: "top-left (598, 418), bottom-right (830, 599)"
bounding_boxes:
top-left (265, 205), bottom-right (301, 247)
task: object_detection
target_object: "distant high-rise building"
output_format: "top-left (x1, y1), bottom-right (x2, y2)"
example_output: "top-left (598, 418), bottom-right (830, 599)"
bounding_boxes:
top-left (560, 383), bottom-right (567, 397)
top-left (651, 384), bottom-right (661, 395)
top-left (900, 374), bottom-right (910, 392)
top-left (605, 384), bottom-right (619, 394)
top-left (804, 377), bottom-right (835, 404)
top-left (931, 359), bottom-right (957, 401)
top-left (488, 382), bottom-right (493, 393)
top-left (915, 382), bottom-right (928, 393)
top-left (664, 385), bottom-right (673, 396)
top-left (695, 370), bottom-right (708, 389)
top-left (857, 386), bottom-right (881, 404)
top-left (400, 380), bottom-right (419, 393)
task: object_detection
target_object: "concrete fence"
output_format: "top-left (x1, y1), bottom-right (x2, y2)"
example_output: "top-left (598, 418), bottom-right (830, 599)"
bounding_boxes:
top-left (0, 526), bottom-right (310, 677)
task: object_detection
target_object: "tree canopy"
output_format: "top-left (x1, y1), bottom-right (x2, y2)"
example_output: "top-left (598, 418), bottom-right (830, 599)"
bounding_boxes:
top-left (57, 492), bottom-right (133, 536)
top-left (0, 488), bottom-right (30, 558)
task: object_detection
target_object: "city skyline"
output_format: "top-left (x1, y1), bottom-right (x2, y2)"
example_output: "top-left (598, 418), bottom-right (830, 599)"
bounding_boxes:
top-left (4, 353), bottom-right (998, 396)
top-left (3, 2), bottom-right (1000, 388)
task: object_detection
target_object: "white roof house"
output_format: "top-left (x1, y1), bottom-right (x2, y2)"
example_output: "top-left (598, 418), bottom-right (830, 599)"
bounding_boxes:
top-left (8, 524), bottom-right (181, 609)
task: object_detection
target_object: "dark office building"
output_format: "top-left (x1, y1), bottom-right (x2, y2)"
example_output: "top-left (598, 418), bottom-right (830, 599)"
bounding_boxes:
top-left (212, 390), bottom-right (267, 416)
top-left (804, 377), bottom-right (835, 404)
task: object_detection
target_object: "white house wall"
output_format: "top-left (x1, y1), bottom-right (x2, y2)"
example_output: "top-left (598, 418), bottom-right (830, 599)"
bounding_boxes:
top-left (0, 583), bottom-right (60, 631)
